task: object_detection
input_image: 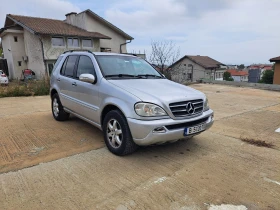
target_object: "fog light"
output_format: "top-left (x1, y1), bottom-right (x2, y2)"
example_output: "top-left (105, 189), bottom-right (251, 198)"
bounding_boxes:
top-left (153, 127), bottom-right (166, 133)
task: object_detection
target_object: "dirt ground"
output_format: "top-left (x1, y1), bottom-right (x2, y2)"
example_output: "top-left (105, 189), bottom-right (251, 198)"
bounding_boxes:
top-left (0, 84), bottom-right (280, 210)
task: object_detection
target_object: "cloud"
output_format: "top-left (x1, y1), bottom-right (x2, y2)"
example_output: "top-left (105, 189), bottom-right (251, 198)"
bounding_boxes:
top-left (0, 0), bottom-right (80, 27)
top-left (105, 0), bottom-right (280, 64)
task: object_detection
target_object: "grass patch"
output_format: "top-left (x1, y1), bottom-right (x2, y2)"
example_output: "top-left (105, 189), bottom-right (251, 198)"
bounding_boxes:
top-left (0, 78), bottom-right (50, 98)
top-left (240, 137), bottom-right (275, 148)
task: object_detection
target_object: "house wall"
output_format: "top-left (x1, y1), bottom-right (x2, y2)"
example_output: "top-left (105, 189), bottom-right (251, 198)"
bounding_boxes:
top-left (24, 30), bottom-right (45, 78)
top-left (273, 63), bottom-right (280, 85)
top-left (1, 30), bottom-right (27, 79)
top-left (215, 70), bottom-right (226, 81)
top-left (42, 35), bottom-right (100, 60)
top-left (171, 57), bottom-right (210, 83)
top-left (1, 35), bottom-right (14, 78)
top-left (232, 75), bottom-right (241, 82)
top-left (84, 14), bottom-right (127, 53)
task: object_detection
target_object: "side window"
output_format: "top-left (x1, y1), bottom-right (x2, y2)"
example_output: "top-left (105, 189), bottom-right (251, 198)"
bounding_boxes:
top-left (76, 56), bottom-right (95, 78)
top-left (60, 57), bottom-right (68, 75)
top-left (62, 56), bottom-right (78, 77)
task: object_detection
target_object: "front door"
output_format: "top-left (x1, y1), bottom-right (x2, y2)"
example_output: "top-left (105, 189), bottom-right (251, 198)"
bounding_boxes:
top-left (72, 55), bottom-right (100, 123)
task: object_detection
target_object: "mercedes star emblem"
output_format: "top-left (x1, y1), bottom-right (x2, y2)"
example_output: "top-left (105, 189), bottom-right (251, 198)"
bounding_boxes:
top-left (186, 102), bottom-right (195, 114)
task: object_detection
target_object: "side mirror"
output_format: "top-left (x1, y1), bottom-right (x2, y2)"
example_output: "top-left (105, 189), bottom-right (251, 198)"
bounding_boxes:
top-left (79, 74), bottom-right (96, 84)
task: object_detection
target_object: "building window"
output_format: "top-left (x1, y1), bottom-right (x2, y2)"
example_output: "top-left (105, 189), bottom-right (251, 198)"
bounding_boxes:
top-left (67, 38), bottom-right (79, 47)
top-left (14, 36), bottom-right (18, 42)
top-left (82, 39), bottom-right (93, 48)
top-left (187, 73), bottom-right (192, 80)
top-left (18, 61), bottom-right (22, 66)
top-left (52, 37), bottom-right (65, 46)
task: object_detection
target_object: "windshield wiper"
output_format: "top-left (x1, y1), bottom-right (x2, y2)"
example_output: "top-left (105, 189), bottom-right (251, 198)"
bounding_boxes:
top-left (104, 74), bottom-right (137, 78)
top-left (136, 74), bottom-right (163, 78)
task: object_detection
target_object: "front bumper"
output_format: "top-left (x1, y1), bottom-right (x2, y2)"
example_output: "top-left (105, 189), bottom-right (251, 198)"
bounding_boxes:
top-left (127, 109), bottom-right (214, 146)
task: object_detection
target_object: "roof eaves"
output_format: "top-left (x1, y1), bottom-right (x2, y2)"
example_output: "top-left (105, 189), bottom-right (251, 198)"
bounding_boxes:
top-left (81, 9), bottom-right (134, 40)
top-left (6, 15), bottom-right (35, 34)
top-left (270, 56), bottom-right (280, 62)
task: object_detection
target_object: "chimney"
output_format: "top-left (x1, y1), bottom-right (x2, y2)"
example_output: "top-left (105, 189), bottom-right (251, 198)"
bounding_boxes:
top-left (65, 12), bottom-right (77, 25)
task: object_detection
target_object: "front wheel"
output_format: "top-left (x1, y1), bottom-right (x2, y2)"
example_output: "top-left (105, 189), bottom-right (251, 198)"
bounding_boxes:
top-left (103, 110), bottom-right (138, 156)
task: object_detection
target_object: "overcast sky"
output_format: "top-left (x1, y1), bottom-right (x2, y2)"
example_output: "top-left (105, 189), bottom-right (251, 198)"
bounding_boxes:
top-left (1, 0), bottom-right (279, 65)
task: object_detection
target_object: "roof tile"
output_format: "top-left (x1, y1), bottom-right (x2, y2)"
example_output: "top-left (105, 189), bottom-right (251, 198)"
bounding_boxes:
top-left (7, 14), bottom-right (111, 39)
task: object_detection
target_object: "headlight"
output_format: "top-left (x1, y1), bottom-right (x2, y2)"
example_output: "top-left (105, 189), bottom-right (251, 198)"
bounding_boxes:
top-left (204, 98), bottom-right (210, 111)
top-left (135, 103), bottom-right (167, 117)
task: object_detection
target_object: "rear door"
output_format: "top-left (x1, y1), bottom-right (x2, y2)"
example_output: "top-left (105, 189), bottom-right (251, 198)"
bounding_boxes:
top-left (58, 55), bottom-right (79, 112)
top-left (72, 55), bottom-right (101, 123)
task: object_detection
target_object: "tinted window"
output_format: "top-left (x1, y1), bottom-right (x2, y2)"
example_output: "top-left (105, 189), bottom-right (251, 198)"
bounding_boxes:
top-left (53, 56), bottom-right (63, 74)
top-left (64, 56), bottom-right (78, 77)
top-left (60, 57), bottom-right (68, 75)
top-left (76, 56), bottom-right (95, 78)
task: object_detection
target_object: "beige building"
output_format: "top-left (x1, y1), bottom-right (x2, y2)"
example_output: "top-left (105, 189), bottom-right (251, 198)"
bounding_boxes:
top-left (170, 55), bottom-right (225, 83)
top-left (0, 10), bottom-right (133, 79)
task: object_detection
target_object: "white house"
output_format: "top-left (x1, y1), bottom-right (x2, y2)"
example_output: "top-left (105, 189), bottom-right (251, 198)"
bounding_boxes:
top-left (227, 69), bottom-right (248, 82)
top-left (0, 10), bottom-right (133, 79)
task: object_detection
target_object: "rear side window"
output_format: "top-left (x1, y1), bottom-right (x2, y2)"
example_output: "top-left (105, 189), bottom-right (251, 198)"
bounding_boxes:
top-left (52, 56), bottom-right (63, 74)
top-left (60, 55), bottom-right (78, 77)
top-left (76, 56), bottom-right (95, 78)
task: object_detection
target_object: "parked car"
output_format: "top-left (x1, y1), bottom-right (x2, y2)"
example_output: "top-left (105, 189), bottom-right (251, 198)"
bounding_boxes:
top-left (50, 51), bottom-right (214, 155)
top-left (0, 70), bottom-right (9, 85)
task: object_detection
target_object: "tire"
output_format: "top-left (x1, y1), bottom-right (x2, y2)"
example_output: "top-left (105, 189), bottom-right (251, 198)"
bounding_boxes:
top-left (51, 93), bottom-right (70, 121)
top-left (103, 110), bottom-right (138, 156)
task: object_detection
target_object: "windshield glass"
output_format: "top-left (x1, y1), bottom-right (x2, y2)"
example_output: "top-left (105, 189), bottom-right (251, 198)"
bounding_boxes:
top-left (96, 55), bottom-right (163, 79)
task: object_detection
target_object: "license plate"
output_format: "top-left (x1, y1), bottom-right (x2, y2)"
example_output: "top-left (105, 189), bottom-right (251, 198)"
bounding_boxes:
top-left (184, 123), bottom-right (206, 136)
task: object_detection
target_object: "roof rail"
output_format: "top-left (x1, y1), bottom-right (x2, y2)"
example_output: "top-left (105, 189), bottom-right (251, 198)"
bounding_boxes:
top-left (63, 50), bottom-right (93, 54)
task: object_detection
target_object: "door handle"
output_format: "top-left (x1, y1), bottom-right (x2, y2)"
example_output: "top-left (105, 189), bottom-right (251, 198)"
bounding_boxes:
top-left (57, 78), bottom-right (61, 82)
top-left (72, 82), bottom-right (77, 86)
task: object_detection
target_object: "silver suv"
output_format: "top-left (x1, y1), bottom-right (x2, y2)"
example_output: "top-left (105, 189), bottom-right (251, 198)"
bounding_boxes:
top-left (50, 51), bottom-right (214, 155)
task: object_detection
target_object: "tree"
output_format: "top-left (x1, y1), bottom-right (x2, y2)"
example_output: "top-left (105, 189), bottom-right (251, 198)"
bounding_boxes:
top-left (223, 72), bottom-right (234, 81)
top-left (238, 64), bottom-right (245, 69)
top-left (149, 40), bottom-right (180, 79)
top-left (259, 70), bottom-right (274, 84)
top-left (0, 47), bottom-right (3, 58)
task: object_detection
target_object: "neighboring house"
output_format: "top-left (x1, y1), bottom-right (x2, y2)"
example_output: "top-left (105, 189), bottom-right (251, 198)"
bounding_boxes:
top-left (170, 55), bottom-right (225, 83)
top-left (227, 69), bottom-right (248, 82)
top-left (270, 56), bottom-right (280, 85)
top-left (226, 64), bottom-right (238, 69)
top-left (0, 10), bottom-right (133, 79)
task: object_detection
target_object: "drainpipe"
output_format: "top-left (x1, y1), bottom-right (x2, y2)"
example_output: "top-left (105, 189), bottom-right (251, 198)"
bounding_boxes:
top-left (120, 40), bottom-right (132, 54)
top-left (37, 33), bottom-right (47, 77)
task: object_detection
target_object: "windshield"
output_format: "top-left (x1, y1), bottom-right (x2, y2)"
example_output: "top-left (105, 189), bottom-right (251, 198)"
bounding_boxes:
top-left (96, 55), bottom-right (163, 79)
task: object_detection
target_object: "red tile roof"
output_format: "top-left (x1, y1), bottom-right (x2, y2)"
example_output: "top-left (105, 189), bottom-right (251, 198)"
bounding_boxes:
top-left (6, 14), bottom-right (111, 39)
top-left (227, 69), bottom-right (248, 76)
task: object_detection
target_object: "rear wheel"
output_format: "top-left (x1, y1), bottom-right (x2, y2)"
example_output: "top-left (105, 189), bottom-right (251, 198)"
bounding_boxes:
top-left (103, 110), bottom-right (138, 156)
top-left (51, 93), bottom-right (70, 121)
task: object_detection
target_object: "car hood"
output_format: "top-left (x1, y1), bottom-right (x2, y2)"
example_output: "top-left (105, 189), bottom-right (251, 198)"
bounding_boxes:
top-left (108, 79), bottom-right (205, 105)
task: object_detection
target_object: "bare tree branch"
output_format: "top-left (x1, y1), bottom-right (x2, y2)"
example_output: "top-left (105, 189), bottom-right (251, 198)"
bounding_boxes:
top-left (149, 40), bottom-right (180, 79)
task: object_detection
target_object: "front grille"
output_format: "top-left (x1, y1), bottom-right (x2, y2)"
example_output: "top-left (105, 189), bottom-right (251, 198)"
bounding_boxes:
top-left (165, 117), bottom-right (208, 130)
top-left (169, 99), bottom-right (204, 117)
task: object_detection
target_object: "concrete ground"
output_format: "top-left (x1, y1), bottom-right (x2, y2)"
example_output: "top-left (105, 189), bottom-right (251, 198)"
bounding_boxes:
top-left (0, 84), bottom-right (279, 210)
